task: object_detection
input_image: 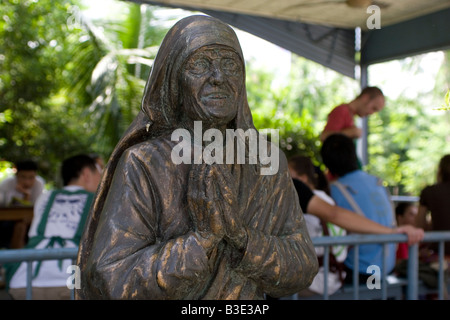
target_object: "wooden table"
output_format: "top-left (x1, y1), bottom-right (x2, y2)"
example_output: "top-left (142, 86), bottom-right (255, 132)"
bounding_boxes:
top-left (0, 207), bottom-right (33, 249)
top-left (0, 206), bottom-right (34, 221)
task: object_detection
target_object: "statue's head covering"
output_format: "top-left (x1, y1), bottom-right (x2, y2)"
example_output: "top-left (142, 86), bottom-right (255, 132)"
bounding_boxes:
top-left (76, 15), bottom-right (256, 282)
top-left (140, 14), bottom-right (254, 132)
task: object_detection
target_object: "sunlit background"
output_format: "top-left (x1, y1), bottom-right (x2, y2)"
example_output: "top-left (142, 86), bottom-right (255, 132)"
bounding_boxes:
top-left (79, 0), bottom-right (450, 196)
top-left (0, 0), bottom-right (449, 196)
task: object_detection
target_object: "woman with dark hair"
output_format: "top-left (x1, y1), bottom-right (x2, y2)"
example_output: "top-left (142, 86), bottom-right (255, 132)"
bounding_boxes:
top-left (76, 15), bottom-right (318, 300)
top-left (418, 154), bottom-right (450, 256)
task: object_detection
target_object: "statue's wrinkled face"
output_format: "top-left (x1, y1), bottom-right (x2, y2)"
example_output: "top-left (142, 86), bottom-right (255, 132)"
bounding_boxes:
top-left (180, 45), bottom-right (244, 125)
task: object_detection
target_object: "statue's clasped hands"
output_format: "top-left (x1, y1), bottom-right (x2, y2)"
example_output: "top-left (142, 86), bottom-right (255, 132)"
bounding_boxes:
top-left (188, 163), bottom-right (248, 253)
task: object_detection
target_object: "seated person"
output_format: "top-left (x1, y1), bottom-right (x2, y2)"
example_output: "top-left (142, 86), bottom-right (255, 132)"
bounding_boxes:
top-left (5, 154), bottom-right (102, 300)
top-left (395, 202), bottom-right (418, 261)
top-left (0, 160), bottom-right (45, 249)
top-left (0, 160), bottom-right (45, 207)
top-left (320, 133), bottom-right (404, 284)
top-left (290, 176), bottom-right (424, 296)
top-left (394, 201), bottom-right (445, 297)
top-left (417, 154), bottom-right (450, 259)
top-left (288, 155), bottom-right (347, 296)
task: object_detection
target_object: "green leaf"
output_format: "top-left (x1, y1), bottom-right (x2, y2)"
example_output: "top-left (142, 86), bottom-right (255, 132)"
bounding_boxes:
top-left (445, 89), bottom-right (449, 107)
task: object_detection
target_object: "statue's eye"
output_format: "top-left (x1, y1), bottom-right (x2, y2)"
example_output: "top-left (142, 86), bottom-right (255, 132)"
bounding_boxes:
top-left (188, 58), bottom-right (210, 75)
top-left (221, 58), bottom-right (239, 76)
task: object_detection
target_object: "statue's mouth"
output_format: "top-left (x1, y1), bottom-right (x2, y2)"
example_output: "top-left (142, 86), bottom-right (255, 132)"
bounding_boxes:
top-left (203, 92), bottom-right (228, 100)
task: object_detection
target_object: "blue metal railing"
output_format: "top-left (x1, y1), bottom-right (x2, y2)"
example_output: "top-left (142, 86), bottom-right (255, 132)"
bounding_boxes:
top-left (309, 231), bottom-right (450, 300)
top-left (390, 195), bottom-right (419, 203)
top-left (0, 231), bottom-right (449, 300)
top-left (0, 247), bottom-right (77, 300)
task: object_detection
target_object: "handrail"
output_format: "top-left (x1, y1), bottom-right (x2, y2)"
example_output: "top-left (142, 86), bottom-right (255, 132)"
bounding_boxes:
top-left (0, 248), bottom-right (78, 300)
top-left (390, 195), bottom-right (419, 203)
top-left (0, 231), bottom-right (449, 300)
top-left (0, 247), bottom-right (77, 263)
top-left (310, 231), bottom-right (450, 300)
top-left (312, 231), bottom-right (450, 245)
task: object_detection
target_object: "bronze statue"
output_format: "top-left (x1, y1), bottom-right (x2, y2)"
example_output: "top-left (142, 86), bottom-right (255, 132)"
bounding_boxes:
top-left (76, 14), bottom-right (318, 300)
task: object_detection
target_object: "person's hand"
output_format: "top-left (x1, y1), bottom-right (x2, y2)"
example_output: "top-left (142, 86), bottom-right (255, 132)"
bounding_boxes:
top-left (395, 225), bottom-right (425, 245)
top-left (187, 163), bottom-right (225, 251)
top-left (212, 164), bottom-right (247, 251)
top-left (15, 184), bottom-right (31, 201)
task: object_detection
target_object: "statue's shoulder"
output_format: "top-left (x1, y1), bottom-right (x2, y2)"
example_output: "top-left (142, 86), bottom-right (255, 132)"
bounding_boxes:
top-left (125, 134), bottom-right (175, 155)
top-left (120, 134), bottom-right (180, 170)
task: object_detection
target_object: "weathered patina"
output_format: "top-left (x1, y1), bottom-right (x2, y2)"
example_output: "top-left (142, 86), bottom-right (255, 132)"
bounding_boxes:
top-left (76, 14), bottom-right (318, 300)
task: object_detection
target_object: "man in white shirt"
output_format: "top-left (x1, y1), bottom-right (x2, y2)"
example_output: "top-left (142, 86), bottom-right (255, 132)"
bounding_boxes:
top-left (0, 160), bottom-right (45, 249)
top-left (0, 160), bottom-right (45, 207)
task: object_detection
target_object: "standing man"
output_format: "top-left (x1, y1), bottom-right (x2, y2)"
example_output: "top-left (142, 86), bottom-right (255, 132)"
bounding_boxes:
top-left (6, 154), bottom-right (102, 300)
top-left (319, 86), bottom-right (385, 143)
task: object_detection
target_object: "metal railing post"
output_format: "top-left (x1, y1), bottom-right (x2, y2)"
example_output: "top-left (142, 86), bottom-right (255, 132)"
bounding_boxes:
top-left (26, 261), bottom-right (32, 300)
top-left (323, 245), bottom-right (329, 300)
top-left (353, 245), bottom-right (359, 300)
top-left (438, 241), bottom-right (445, 300)
top-left (71, 258), bottom-right (76, 300)
top-left (382, 243), bottom-right (387, 300)
top-left (407, 243), bottom-right (419, 300)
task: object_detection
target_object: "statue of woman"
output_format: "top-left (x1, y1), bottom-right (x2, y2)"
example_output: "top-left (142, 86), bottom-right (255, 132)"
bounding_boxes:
top-left (76, 14), bottom-right (318, 300)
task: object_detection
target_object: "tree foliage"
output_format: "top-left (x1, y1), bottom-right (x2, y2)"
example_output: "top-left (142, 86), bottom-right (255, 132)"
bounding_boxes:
top-left (0, 0), bottom-right (169, 183)
top-left (248, 54), bottom-right (358, 167)
top-left (366, 52), bottom-right (450, 196)
top-left (0, 0), bottom-right (91, 181)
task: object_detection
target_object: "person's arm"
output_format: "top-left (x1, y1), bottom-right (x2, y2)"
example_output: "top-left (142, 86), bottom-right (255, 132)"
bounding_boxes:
top-left (306, 195), bottom-right (424, 245)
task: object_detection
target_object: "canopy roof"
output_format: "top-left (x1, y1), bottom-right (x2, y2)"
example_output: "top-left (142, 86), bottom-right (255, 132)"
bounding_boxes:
top-left (127, 0), bottom-right (450, 78)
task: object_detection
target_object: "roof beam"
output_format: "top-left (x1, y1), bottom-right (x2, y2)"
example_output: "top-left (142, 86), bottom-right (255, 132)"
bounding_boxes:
top-left (126, 1), bottom-right (357, 78)
top-left (361, 8), bottom-right (450, 65)
top-left (201, 10), bottom-right (357, 78)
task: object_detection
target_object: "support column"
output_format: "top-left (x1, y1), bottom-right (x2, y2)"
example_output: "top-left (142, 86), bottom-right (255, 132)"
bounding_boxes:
top-left (359, 63), bottom-right (369, 167)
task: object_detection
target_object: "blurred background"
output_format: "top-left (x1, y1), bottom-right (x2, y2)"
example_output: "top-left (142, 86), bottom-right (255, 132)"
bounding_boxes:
top-left (0, 0), bottom-right (449, 196)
